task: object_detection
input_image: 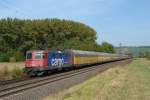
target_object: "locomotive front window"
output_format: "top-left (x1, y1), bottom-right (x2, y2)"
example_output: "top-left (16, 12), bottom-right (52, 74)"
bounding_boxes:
top-left (35, 53), bottom-right (42, 59)
top-left (27, 53), bottom-right (32, 59)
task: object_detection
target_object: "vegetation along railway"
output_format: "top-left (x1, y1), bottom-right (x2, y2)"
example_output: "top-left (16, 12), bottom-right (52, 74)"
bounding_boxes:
top-left (0, 49), bottom-right (130, 99)
top-left (0, 60), bottom-right (131, 99)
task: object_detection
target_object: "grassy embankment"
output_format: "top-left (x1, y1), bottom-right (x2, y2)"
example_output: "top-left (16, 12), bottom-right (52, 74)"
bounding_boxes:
top-left (44, 59), bottom-right (150, 100)
top-left (0, 62), bottom-right (25, 80)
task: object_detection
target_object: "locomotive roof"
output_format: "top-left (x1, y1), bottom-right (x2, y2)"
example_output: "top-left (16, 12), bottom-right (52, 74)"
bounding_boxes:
top-left (27, 50), bottom-right (47, 52)
top-left (72, 50), bottom-right (120, 56)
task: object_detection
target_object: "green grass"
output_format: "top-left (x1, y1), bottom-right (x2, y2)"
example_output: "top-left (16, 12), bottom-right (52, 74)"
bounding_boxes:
top-left (44, 59), bottom-right (150, 100)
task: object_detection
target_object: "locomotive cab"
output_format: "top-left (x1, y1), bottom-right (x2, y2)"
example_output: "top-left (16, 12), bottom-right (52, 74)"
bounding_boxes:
top-left (25, 50), bottom-right (48, 76)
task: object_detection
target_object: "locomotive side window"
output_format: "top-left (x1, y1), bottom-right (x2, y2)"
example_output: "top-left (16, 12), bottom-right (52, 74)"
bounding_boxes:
top-left (35, 52), bottom-right (42, 59)
top-left (26, 52), bottom-right (32, 59)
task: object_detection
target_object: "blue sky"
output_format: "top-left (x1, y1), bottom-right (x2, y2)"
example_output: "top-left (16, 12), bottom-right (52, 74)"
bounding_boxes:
top-left (0, 0), bottom-right (150, 46)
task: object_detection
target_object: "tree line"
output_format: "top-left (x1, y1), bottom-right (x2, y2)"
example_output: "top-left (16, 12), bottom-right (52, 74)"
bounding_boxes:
top-left (139, 51), bottom-right (150, 59)
top-left (0, 18), bottom-right (115, 62)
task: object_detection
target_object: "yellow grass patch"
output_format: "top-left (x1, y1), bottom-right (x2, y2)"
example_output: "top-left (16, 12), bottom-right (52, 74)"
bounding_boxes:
top-left (0, 62), bottom-right (25, 80)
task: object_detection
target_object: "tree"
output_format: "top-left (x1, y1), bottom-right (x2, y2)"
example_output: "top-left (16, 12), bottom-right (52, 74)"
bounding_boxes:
top-left (101, 42), bottom-right (115, 53)
top-left (0, 18), bottom-right (115, 62)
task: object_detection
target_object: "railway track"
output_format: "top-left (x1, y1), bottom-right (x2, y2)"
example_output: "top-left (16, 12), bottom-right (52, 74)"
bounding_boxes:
top-left (0, 59), bottom-right (131, 98)
top-left (0, 77), bottom-right (31, 86)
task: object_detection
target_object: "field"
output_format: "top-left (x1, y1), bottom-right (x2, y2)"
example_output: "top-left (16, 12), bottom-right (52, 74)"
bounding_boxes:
top-left (0, 62), bottom-right (25, 80)
top-left (44, 59), bottom-right (150, 100)
top-left (115, 46), bottom-right (150, 57)
top-left (0, 62), bottom-right (24, 70)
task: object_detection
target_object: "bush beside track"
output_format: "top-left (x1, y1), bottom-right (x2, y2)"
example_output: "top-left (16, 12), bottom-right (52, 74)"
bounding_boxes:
top-left (0, 62), bottom-right (25, 80)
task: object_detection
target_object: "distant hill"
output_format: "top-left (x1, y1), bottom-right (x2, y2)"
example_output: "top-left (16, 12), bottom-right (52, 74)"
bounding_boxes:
top-left (115, 46), bottom-right (150, 57)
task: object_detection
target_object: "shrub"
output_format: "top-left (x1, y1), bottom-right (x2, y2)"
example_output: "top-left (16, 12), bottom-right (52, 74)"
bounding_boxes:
top-left (0, 51), bottom-right (25, 62)
top-left (0, 53), bottom-right (10, 62)
top-left (0, 66), bottom-right (12, 80)
top-left (11, 67), bottom-right (24, 78)
top-left (3, 66), bottom-right (9, 76)
top-left (0, 50), bottom-right (14, 62)
top-left (147, 55), bottom-right (150, 60)
top-left (14, 51), bottom-right (25, 62)
top-left (0, 66), bottom-right (24, 80)
top-left (9, 57), bottom-right (16, 62)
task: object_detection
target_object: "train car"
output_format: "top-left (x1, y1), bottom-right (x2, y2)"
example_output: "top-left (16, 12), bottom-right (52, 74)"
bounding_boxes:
top-left (25, 49), bottom-right (128, 76)
top-left (72, 50), bottom-right (99, 66)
